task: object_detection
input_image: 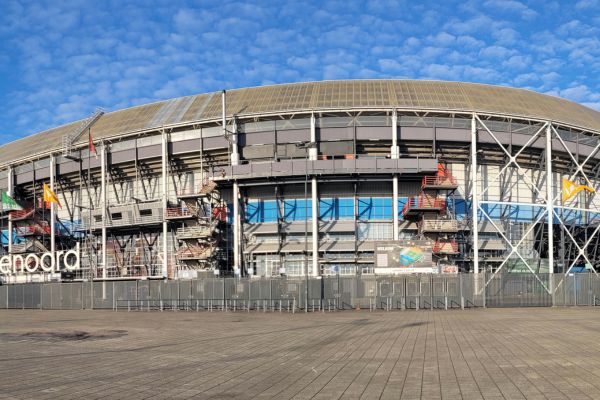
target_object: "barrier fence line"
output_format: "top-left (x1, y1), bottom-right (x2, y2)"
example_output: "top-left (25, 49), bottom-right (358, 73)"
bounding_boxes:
top-left (0, 273), bottom-right (599, 311)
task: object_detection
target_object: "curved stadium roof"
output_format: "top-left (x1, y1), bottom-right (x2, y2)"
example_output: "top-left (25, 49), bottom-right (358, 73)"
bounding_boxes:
top-left (2, 79), bottom-right (600, 166)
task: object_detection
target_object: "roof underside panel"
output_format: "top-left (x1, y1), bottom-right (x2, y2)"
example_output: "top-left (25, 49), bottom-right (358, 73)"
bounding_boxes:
top-left (2, 80), bottom-right (600, 166)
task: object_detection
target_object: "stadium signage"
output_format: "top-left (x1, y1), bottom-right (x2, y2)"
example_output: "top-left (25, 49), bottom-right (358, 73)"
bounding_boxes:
top-left (0, 243), bottom-right (80, 275)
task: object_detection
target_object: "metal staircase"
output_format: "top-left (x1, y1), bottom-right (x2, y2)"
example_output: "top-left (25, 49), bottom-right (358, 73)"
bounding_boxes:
top-left (62, 108), bottom-right (105, 160)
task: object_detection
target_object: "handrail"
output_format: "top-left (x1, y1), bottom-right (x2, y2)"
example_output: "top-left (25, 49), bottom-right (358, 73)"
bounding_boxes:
top-left (433, 240), bottom-right (459, 253)
top-left (165, 208), bottom-right (193, 218)
top-left (422, 175), bottom-right (457, 188)
top-left (421, 220), bottom-right (459, 231)
top-left (402, 196), bottom-right (446, 215)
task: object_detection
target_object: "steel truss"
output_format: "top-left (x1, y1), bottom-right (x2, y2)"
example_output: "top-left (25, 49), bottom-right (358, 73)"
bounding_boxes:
top-left (471, 113), bottom-right (600, 295)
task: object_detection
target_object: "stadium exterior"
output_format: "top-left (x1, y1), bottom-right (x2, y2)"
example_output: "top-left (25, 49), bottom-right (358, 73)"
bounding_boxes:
top-left (1, 79), bottom-right (600, 286)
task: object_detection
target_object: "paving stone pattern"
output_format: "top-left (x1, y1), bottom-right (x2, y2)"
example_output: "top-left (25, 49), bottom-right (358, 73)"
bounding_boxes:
top-left (1, 308), bottom-right (600, 399)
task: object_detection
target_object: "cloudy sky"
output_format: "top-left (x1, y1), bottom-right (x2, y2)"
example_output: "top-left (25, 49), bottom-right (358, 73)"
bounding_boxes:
top-left (0, 0), bottom-right (599, 145)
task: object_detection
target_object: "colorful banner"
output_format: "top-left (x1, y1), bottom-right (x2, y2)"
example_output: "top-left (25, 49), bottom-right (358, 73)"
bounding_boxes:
top-left (374, 240), bottom-right (437, 274)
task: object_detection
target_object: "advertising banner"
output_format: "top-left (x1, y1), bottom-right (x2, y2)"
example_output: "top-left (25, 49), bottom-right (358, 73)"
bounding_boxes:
top-left (374, 240), bottom-right (437, 274)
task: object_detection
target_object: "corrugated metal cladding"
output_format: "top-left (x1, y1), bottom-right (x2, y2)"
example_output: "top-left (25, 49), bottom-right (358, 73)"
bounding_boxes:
top-left (3, 79), bottom-right (600, 166)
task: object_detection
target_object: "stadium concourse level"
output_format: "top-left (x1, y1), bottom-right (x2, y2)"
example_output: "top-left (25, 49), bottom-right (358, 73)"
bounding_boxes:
top-left (1, 80), bottom-right (600, 288)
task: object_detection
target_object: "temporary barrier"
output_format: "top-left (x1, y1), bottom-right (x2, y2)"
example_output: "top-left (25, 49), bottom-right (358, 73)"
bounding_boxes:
top-left (2, 273), bottom-right (600, 311)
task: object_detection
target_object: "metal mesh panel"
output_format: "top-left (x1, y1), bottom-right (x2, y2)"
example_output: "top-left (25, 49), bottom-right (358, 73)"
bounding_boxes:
top-left (92, 282), bottom-right (115, 309)
top-left (0, 285), bottom-right (7, 308)
top-left (2, 274), bottom-right (600, 310)
top-left (485, 274), bottom-right (552, 307)
top-left (61, 283), bottom-right (83, 310)
top-left (7, 285), bottom-right (23, 309)
top-left (22, 283), bottom-right (41, 309)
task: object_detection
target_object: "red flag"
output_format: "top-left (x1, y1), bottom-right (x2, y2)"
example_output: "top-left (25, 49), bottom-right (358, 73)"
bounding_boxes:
top-left (89, 128), bottom-right (97, 158)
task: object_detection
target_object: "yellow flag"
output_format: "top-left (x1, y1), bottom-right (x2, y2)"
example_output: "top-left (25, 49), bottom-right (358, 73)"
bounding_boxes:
top-left (43, 183), bottom-right (61, 208)
top-left (562, 178), bottom-right (595, 202)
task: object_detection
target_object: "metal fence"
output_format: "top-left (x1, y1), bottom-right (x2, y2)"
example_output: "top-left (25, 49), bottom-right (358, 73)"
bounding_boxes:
top-left (1, 273), bottom-right (600, 311)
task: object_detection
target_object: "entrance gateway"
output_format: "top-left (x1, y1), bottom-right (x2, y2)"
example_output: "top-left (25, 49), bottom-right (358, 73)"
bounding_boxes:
top-left (0, 243), bottom-right (80, 275)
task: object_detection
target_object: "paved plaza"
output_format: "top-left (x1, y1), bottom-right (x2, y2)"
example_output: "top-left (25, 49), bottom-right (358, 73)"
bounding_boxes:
top-left (1, 308), bottom-right (600, 399)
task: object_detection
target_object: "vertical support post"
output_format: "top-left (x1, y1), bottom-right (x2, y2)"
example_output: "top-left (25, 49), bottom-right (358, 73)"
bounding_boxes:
top-left (101, 143), bottom-right (107, 281)
top-left (7, 166), bottom-right (13, 254)
top-left (471, 114), bottom-right (479, 275)
top-left (311, 177), bottom-right (318, 276)
top-left (393, 176), bottom-right (399, 241)
top-left (161, 131), bottom-right (168, 279)
top-left (391, 109), bottom-right (399, 159)
top-left (223, 90), bottom-right (239, 166)
top-left (546, 123), bottom-right (554, 303)
top-left (309, 113), bottom-right (317, 161)
top-left (233, 181), bottom-right (240, 272)
top-left (392, 110), bottom-right (399, 241)
top-left (50, 155), bottom-right (56, 257)
top-left (546, 123), bottom-right (554, 274)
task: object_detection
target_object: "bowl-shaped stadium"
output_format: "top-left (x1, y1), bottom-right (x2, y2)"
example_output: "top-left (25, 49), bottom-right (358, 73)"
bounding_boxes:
top-left (1, 79), bottom-right (600, 283)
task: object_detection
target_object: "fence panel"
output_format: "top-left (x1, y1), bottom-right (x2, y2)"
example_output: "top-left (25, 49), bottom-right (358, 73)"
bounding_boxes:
top-left (61, 282), bottom-right (83, 310)
top-left (114, 281), bottom-right (136, 309)
top-left (446, 275), bottom-right (462, 308)
top-left (356, 277), bottom-right (377, 309)
top-left (4, 273), bottom-right (600, 311)
top-left (137, 281), bottom-right (150, 301)
top-left (376, 277), bottom-right (394, 310)
top-left (432, 276), bottom-right (448, 309)
top-left (592, 275), bottom-right (600, 305)
top-left (405, 276), bottom-right (419, 309)
top-left (22, 283), bottom-right (41, 309)
top-left (576, 274), bottom-right (592, 306)
top-left (92, 281), bottom-right (114, 309)
top-left (7, 284), bottom-right (24, 309)
top-left (420, 275), bottom-right (433, 309)
top-left (0, 285), bottom-right (7, 308)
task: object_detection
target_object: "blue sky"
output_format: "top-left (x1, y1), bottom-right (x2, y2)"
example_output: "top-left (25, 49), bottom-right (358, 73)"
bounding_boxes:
top-left (0, 0), bottom-right (599, 145)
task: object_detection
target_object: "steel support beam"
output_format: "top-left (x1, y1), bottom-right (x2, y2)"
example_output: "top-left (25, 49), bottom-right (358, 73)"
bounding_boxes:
top-left (309, 113), bottom-right (318, 161)
top-left (471, 114), bottom-right (479, 274)
top-left (391, 109), bottom-right (399, 158)
top-left (50, 155), bottom-right (56, 257)
top-left (233, 181), bottom-right (240, 273)
top-left (392, 109), bottom-right (399, 241)
top-left (7, 166), bottom-right (13, 254)
top-left (161, 131), bottom-right (168, 278)
top-left (311, 176), bottom-right (319, 276)
top-left (224, 90), bottom-right (239, 166)
top-left (393, 175), bottom-right (399, 241)
top-left (546, 123), bottom-right (554, 274)
top-left (101, 143), bottom-right (107, 280)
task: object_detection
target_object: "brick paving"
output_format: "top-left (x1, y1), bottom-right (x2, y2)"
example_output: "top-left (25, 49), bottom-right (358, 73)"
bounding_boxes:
top-left (1, 308), bottom-right (600, 399)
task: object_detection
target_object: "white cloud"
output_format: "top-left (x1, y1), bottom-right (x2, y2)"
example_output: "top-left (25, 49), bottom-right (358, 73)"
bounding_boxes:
top-left (0, 0), bottom-right (599, 142)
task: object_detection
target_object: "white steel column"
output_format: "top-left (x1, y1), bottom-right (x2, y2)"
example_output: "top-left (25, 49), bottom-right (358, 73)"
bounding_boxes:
top-left (391, 110), bottom-right (399, 159)
top-left (7, 166), bottom-right (13, 254)
top-left (392, 109), bottom-right (399, 241)
top-left (393, 176), bottom-right (399, 240)
top-left (471, 114), bottom-right (479, 274)
top-left (309, 113), bottom-right (317, 161)
top-left (50, 155), bottom-right (56, 257)
top-left (311, 177), bottom-right (319, 276)
top-left (309, 112), bottom-right (318, 275)
top-left (223, 90), bottom-right (239, 166)
top-left (161, 131), bottom-right (169, 278)
top-left (546, 123), bottom-right (554, 274)
top-left (233, 181), bottom-right (240, 272)
top-left (101, 143), bottom-right (107, 280)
